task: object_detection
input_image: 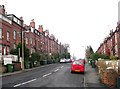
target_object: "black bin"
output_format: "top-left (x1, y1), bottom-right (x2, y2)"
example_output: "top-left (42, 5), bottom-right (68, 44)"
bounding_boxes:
top-left (117, 76), bottom-right (120, 89)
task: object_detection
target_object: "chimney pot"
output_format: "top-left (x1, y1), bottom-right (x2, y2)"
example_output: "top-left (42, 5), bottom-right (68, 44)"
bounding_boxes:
top-left (30, 19), bottom-right (35, 28)
top-left (20, 16), bottom-right (23, 20)
top-left (38, 25), bottom-right (43, 33)
top-left (0, 5), bottom-right (5, 15)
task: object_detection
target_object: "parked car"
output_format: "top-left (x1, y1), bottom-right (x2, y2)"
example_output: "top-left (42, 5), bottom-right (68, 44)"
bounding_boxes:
top-left (70, 59), bottom-right (75, 62)
top-left (60, 58), bottom-right (66, 63)
top-left (65, 59), bottom-right (71, 63)
top-left (71, 60), bottom-right (85, 73)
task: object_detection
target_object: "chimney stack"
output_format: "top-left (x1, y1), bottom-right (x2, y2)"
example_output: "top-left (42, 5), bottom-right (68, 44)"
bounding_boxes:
top-left (109, 29), bottom-right (114, 36)
top-left (38, 25), bottom-right (43, 33)
top-left (45, 29), bottom-right (49, 36)
top-left (50, 34), bottom-right (54, 39)
top-left (20, 16), bottom-right (24, 26)
top-left (20, 16), bottom-right (23, 21)
top-left (30, 19), bottom-right (35, 28)
top-left (0, 5), bottom-right (5, 15)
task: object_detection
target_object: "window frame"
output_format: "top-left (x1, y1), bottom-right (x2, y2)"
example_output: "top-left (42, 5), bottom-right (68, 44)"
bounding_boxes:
top-left (13, 43), bottom-right (16, 49)
top-left (30, 38), bottom-right (33, 44)
top-left (25, 37), bottom-right (28, 45)
top-left (0, 44), bottom-right (2, 55)
top-left (0, 28), bottom-right (2, 39)
top-left (13, 30), bottom-right (17, 40)
top-left (7, 31), bottom-right (10, 42)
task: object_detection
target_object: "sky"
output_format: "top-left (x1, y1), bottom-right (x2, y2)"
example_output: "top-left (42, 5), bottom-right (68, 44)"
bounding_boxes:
top-left (1, 0), bottom-right (120, 59)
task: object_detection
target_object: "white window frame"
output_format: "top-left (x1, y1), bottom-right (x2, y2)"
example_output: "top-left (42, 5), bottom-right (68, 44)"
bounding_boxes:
top-left (13, 43), bottom-right (16, 49)
top-left (13, 17), bottom-right (18, 23)
top-left (30, 38), bottom-right (32, 44)
top-left (0, 28), bottom-right (2, 39)
top-left (0, 44), bottom-right (2, 55)
top-left (26, 37), bottom-right (28, 45)
top-left (7, 46), bottom-right (10, 53)
top-left (7, 31), bottom-right (10, 41)
top-left (13, 30), bottom-right (17, 40)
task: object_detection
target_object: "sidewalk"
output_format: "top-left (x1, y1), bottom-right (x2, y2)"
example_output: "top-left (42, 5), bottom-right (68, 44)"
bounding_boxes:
top-left (84, 63), bottom-right (109, 88)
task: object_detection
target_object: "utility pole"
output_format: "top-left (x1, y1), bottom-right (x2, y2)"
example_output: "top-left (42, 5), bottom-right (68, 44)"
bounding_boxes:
top-left (22, 30), bottom-right (29, 70)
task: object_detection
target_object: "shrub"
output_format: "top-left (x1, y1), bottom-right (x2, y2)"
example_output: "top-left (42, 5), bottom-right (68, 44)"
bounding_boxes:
top-left (31, 52), bottom-right (41, 62)
top-left (110, 56), bottom-right (119, 60)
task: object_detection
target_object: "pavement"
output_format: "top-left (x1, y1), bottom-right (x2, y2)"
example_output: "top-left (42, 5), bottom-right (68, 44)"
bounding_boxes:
top-left (84, 63), bottom-right (110, 88)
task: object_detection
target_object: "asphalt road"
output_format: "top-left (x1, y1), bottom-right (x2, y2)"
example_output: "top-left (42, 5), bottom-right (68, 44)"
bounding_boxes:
top-left (2, 63), bottom-right (84, 87)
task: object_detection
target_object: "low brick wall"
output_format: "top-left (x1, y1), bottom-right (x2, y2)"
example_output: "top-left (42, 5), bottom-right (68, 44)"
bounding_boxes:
top-left (97, 60), bottom-right (119, 88)
top-left (118, 60), bottom-right (120, 76)
top-left (14, 63), bottom-right (21, 71)
top-left (102, 69), bottom-right (117, 88)
top-left (0, 66), bottom-right (7, 73)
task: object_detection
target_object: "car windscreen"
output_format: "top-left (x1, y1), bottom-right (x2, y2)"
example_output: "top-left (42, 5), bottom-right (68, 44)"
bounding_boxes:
top-left (72, 61), bottom-right (83, 65)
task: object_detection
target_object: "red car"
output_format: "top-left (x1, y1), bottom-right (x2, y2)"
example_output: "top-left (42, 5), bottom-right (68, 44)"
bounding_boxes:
top-left (71, 60), bottom-right (85, 73)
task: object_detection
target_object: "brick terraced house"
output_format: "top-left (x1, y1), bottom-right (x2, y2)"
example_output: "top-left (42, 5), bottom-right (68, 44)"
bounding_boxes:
top-left (96, 23), bottom-right (120, 59)
top-left (0, 5), bottom-right (67, 59)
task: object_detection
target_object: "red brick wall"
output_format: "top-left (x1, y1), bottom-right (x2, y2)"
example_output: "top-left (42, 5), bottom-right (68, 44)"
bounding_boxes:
top-left (2, 19), bottom-right (22, 55)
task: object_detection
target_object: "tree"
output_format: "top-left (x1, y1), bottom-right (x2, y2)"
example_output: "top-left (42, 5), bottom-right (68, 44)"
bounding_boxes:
top-left (89, 46), bottom-right (94, 54)
top-left (99, 54), bottom-right (109, 59)
top-left (52, 53), bottom-right (60, 59)
top-left (60, 52), bottom-right (71, 59)
top-left (24, 46), bottom-right (30, 60)
top-left (86, 46), bottom-right (94, 59)
top-left (40, 53), bottom-right (47, 61)
top-left (10, 49), bottom-right (17, 55)
top-left (65, 52), bottom-right (71, 59)
top-left (30, 52), bottom-right (41, 62)
top-left (110, 56), bottom-right (118, 60)
top-left (61, 53), bottom-right (66, 58)
top-left (92, 53), bottom-right (99, 61)
top-left (10, 43), bottom-right (30, 61)
top-left (63, 43), bottom-right (70, 52)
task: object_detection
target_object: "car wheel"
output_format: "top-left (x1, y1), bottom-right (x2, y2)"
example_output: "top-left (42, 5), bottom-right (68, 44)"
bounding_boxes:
top-left (71, 71), bottom-right (74, 73)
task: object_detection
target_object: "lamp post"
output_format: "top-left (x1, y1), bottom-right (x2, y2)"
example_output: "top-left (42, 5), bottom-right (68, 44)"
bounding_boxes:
top-left (82, 46), bottom-right (87, 59)
top-left (22, 30), bottom-right (29, 70)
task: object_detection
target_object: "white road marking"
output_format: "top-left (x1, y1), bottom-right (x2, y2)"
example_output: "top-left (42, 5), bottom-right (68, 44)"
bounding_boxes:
top-left (54, 69), bottom-right (59, 72)
top-left (21, 79), bottom-right (36, 84)
top-left (84, 74), bottom-right (86, 88)
top-left (84, 64), bottom-right (87, 88)
top-left (60, 66), bottom-right (64, 68)
top-left (13, 79), bottom-right (36, 87)
top-left (42, 73), bottom-right (52, 77)
top-left (13, 65), bottom-right (64, 87)
top-left (13, 84), bottom-right (22, 87)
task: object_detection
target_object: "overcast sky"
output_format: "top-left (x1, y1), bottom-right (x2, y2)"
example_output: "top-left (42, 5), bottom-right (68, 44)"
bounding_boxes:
top-left (1, 0), bottom-right (119, 59)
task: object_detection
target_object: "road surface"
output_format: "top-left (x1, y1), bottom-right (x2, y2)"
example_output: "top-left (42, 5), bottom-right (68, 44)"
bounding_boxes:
top-left (2, 63), bottom-right (84, 87)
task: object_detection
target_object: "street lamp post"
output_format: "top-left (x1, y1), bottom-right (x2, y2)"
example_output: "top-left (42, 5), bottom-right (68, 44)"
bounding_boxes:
top-left (82, 46), bottom-right (87, 59)
top-left (22, 30), bottom-right (29, 70)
